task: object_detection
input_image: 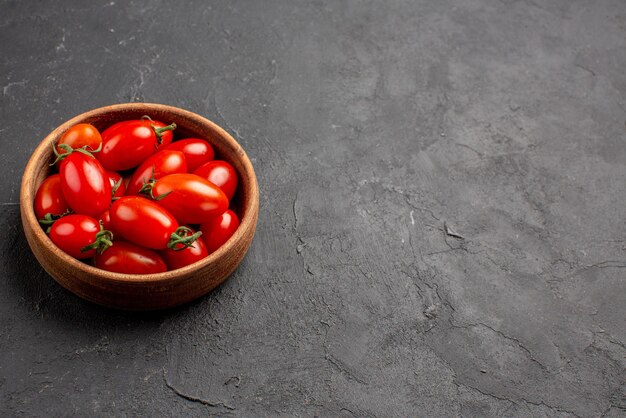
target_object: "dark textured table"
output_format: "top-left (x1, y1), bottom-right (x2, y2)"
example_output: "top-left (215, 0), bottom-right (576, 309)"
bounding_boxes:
top-left (2, 1), bottom-right (625, 417)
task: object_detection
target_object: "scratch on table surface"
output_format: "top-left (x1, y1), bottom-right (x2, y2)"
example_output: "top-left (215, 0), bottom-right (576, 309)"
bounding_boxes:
top-left (3, 80), bottom-right (28, 96)
top-left (443, 222), bottom-right (464, 240)
top-left (162, 368), bottom-right (235, 410)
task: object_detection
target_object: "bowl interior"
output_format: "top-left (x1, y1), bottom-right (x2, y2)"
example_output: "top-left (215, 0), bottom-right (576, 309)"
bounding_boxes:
top-left (22, 103), bottom-right (258, 283)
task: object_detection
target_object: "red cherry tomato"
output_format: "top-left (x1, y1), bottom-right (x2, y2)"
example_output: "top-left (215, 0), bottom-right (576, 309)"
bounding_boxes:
top-left (49, 214), bottom-right (111, 259)
top-left (97, 118), bottom-right (176, 171)
top-left (125, 150), bottom-right (187, 196)
top-left (34, 174), bottom-right (70, 220)
top-left (98, 209), bottom-right (115, 234)
top-left (106, 170), bottom-right (125, 198)
top-left (201, 209), bottom-right (240, 254)
top-left (94, 241), bottom-right (167, 274)
top-left (160, 227), bottom-right (209, 270)
top-left (109, 196), bottom-right (199, 250)
top-left (56, 123), bottom-right (102, 153)
top-left (162, 139), bottom-right (214, 172)
top-left (193, 160), bottom-right (238, 201)
top-left (150, 173), bottom-right (228, 225)
top-left (59, 151), bottom-right (112, 218)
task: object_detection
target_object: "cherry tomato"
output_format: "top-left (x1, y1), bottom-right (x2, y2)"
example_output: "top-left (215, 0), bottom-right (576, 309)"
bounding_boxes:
top-left (125, 150), bottom-right (187, 196)
top-left (160, 227), bottom-right (209, 270)
top-left (97, 118), bottom-right (176, 171)
top-left (49, 214), bottom-right (112, 259)
top-left (106, 170), bottom-right (125, 198)
top-left (98, 210), bottom-right (115, 234)
top-left (109, 196), bottom-right (199, 250)
top-left (162, 139), bottom-right (214, 172)
top-left (193, 160), bottom-right (238, 201)
top-left (94, 241), bottom-right (167, 274)
top-left (201, 209), bottom-right (240, 254)
top-left (150, 173), bottom-right (228, 225)
top-left (56, 123), bottom-right (102, 154)
top-left (34, 174), bottom-right (70, 220)
top-left (59, 151), bottom-right (112, 218)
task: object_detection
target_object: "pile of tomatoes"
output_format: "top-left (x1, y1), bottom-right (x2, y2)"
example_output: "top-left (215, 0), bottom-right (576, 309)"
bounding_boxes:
top-left (34, 117), bottom-right (240, 274)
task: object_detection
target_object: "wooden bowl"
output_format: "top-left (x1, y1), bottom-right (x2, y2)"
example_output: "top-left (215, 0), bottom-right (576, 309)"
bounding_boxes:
top-left (20, 103), bottom-right (259, 310)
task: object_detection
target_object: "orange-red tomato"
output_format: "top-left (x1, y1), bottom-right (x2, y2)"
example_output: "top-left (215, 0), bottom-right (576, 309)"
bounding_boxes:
top-left (56, 123), bottom-right (101, 153)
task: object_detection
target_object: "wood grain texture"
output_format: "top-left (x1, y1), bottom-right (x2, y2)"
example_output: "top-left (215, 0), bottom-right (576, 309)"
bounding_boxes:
top-left (20, 103), bottom-right (259, 310)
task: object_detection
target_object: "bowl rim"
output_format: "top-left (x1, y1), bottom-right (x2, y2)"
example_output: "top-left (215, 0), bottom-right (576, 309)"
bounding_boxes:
top-left (20, 102), bottom-right (259, 284)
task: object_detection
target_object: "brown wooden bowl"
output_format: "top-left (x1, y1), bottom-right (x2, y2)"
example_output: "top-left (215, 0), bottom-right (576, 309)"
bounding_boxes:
top-left (20, 103), bottom-right (259, 310)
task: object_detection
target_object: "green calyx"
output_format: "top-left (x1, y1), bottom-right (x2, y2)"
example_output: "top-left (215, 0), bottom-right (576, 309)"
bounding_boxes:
top-left (141, 115), bottom-right (176, 146)
top-left (111, 177), bottom-right (123, 201)
top-left (50, 142), bottom-right (102, 166)
top-left (80, 226), bottom-right (114, 255)
top-left (138, 166), bottom-right (171, 200)
top-left (168, 226), bottom-right (202, 251)
top-left (38, 211), bottom-right (70, 233)
top-left (38, 212), bottom-right (61, 226)
top-left (154, 123), bottom-right (177, 140)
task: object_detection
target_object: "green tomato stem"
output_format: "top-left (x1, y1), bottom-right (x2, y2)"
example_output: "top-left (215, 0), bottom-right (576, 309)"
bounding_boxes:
top-left (111, 177), bottom-right (123, 197)
top-left (168, 226), bottom-right (202, 251)
top-left (49, 142), bottom-right (99, 166)
top-left (38, 210), bottom-right (72, 233)
top-left (80, 227), bottom-right (114, 255)
top-left (152, 122), bottom-right (176, 145)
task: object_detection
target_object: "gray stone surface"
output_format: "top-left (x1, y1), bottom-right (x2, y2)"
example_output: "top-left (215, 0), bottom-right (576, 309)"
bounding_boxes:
top-left (1, 0), bottom-right (625, 416)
